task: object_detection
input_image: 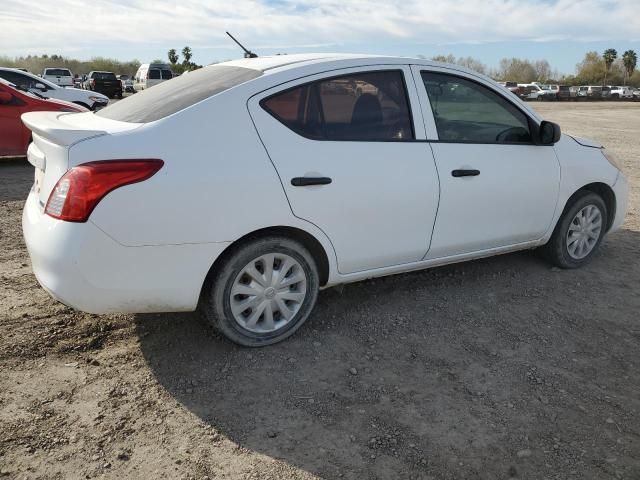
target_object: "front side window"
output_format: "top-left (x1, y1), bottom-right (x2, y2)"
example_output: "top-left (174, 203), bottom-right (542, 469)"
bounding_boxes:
top-left (262, 70), bottom-right (414, 141)
top-left (421, 72), bottom-right (532, 144)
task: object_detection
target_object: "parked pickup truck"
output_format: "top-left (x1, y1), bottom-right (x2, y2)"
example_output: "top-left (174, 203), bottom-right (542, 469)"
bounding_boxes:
top-left (85, 71), bottom-right (123, 98)
top-left (42, 68), bottom-right (74, 87)
top-left (609, 86), bottom-right (634, 99)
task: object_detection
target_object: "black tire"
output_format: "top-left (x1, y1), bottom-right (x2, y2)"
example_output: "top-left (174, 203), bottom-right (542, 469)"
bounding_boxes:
top-left (542, 192), bottom-right (608, 269)
top-left (200, 237), bottom-right (319, 347)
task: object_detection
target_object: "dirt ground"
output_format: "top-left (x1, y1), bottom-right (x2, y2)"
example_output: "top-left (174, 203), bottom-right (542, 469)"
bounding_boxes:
top-left (1, 102), bottom-right (639, 480)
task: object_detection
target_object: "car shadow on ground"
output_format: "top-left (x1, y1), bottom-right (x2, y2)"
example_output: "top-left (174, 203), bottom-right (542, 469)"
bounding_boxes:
top-left (0, 159), bottom-right (32, 202)
top-left (136, 230), bottom-right (640, 479)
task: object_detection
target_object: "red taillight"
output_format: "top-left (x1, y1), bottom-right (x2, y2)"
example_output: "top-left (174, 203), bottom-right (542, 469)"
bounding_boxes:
top-left (45, 160), bottom-right (164, 222)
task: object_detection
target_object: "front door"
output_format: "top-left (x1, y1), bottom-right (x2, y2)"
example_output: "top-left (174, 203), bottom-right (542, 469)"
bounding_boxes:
top-left (0, 89), bottom-right (26, 156)
top-left (249, 66), bottom-right (440, 274)
top-left (411, 66), bottom-right (560, 259)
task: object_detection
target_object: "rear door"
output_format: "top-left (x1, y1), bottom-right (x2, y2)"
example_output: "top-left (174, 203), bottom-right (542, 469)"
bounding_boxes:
top-left (249, 65), bottom-right (440, 274)
top-left (411, 66), bottom-right (560, 258)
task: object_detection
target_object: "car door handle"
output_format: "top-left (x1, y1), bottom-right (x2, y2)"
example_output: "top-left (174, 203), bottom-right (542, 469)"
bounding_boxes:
top-left (291, 177), bottom-right (332, 187)
top-left (451, 169), bottom-right (480, 178)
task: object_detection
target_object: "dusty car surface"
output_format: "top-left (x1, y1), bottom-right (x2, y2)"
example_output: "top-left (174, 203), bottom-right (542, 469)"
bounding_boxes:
top-left (21, 54), bottom-right (628, 346)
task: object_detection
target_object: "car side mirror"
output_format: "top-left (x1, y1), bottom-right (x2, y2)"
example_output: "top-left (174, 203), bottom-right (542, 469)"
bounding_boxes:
top-left (538, 120), bottom-right (561, 145)
top-left (34, 82), bottom-right (47, 91)
top-left (0, 91), bottom-right (13, 104)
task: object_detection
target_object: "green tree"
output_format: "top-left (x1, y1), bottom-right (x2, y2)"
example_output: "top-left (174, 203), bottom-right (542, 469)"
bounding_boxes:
top-left (182, 46), bottom-right (193, 66)
top-left (431, 54), bottom-right (486, 74)
top-left (575, 51), bottom-right (605, 84)
top-left (602, 48), bottom-right (617, 85)
top-left (622, 50), bottom-right (637, 85)
top-left (498, 58), bottom-right (537, 83)
top-left (168, 48), bottom-right (179, 65)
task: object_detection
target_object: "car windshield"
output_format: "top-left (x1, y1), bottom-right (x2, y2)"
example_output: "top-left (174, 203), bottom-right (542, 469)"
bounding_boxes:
top-left (45, 69), bottom-right (71, 76)
top-left (96, 65), bottom-right (263, 123)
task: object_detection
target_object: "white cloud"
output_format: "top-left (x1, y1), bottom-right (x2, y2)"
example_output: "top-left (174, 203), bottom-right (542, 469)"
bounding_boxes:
top-left (1, 0), bottom-right (638, 59)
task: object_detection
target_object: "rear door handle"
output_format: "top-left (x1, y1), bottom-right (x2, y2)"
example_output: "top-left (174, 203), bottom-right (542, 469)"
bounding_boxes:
top-left (451, 169), bottom-right (480, 178)
top-left (291, 177), bottom-right (332, 187)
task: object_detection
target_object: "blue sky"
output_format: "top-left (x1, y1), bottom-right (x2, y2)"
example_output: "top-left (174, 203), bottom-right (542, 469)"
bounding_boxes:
top-left (1, 0), bottom-right (639, 75)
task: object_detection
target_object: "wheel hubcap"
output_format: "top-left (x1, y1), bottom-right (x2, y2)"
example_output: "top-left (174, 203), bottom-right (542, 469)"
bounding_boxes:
top-left (230, 253), bottom-right (307, 333)
top-left (566, 204), bottom-right (602, 260)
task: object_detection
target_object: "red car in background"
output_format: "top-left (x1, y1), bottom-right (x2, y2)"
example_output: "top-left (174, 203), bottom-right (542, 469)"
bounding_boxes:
top-left (0, 78), bottom-right (87, 157)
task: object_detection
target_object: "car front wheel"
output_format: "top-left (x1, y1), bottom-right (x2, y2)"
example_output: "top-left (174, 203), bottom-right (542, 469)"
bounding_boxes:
top-left (200, 237), bottom-right (319, 347)
top-left (542, 192), bottom-right (608, 269)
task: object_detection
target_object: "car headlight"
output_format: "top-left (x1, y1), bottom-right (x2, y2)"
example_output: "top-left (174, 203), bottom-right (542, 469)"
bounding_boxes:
top-left (88, 96), bottom-right (108, 103)
top-left (602, 149), bottom-right (622, 171)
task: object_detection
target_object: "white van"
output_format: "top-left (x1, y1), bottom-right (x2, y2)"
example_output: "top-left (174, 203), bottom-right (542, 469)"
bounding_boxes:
top-left (133, 63), bottom-right (173, 91)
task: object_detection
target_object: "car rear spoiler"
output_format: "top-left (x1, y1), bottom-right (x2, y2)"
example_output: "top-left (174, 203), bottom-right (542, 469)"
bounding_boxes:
top-left (21, 111), bottom-right (107, 147)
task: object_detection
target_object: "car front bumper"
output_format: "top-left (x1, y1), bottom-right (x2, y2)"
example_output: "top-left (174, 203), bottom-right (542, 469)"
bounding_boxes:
top-left (22, 189), bottom-right (230, 314)
top-left (610, 170), bottom-right (629, 232)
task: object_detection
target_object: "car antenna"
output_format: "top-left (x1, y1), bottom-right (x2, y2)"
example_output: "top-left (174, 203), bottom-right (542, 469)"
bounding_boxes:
top-left (226, 31), bottom-right (258, 58)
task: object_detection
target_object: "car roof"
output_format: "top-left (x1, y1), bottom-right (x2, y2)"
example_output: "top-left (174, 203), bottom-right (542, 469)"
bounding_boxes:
top-left (0, 67), bottom-right (59, 88)
top-left (222, 53), bottom-right (474, 74)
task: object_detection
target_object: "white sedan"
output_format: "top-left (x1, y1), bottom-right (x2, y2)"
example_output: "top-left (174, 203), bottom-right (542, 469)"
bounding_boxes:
top-left (0, 68), bottom-right (108, 110)
top-left (21, 54), bottom-right (628, 346)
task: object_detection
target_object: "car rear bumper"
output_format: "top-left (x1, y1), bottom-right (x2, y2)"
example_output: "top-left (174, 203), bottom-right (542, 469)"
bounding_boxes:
top-left (22, 189), bottom-right (230, 314)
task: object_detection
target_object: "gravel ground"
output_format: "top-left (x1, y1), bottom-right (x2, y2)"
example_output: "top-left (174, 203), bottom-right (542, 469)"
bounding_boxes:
top-left (0, 102), bottom-right (639, 480)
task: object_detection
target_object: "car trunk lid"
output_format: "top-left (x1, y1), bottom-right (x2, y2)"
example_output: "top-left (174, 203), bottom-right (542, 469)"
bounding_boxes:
top-left (22, 111), bottom-right (141, 206)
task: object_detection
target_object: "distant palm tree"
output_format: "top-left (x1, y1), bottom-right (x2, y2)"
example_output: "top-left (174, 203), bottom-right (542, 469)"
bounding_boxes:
top-left (602, 48), bottom-right (617, 85)
top-left (622, 50), bottom-right (637, 86)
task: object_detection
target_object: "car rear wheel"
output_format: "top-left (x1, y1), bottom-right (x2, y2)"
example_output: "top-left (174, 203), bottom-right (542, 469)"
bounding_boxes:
top-left (542, 192), bottom-right (608, 269)
top-left (200, 237), bottom-right (319, 347)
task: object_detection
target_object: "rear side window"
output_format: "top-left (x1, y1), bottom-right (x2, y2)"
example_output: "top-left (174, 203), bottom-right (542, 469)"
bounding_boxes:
top-left (148, 69), bottom-right (161, 79)
top-left (97, 65), bottom-right (262, 123)
top-left (421, 71), bottom-right (532, 144)
top-left (161, 70), bottom-right (173, 80)
top-left (262, 70), bottom-right (414, 141)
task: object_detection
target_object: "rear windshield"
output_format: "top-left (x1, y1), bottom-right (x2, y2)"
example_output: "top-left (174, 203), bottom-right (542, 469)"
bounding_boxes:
top-left (45, 69), bottom-right (71, 76)
top-left (559, 86), bottom-right (569, 91)
top-left (592, 86), bottom-right (602, 91)
top-left (96, 65), bottom-right (263, 123)
top-left (92, 72), bottom-right (117, 80)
